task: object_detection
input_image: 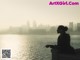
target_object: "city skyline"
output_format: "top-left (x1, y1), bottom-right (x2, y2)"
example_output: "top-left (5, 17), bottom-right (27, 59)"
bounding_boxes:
top-left (0, 20), bottom-right (80, 30)
top-left (2, 21), bottom-right (80, 30)
top-left (0, 22), bottom-right (80, 35)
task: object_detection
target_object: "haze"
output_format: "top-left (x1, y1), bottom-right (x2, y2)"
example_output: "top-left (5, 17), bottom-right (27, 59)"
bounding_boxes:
top-left (0, 0), bottom-right (80, 29)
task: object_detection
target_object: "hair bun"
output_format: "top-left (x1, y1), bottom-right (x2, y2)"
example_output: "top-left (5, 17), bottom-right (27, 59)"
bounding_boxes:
top-left (64, 26), bottom-right (68, 31)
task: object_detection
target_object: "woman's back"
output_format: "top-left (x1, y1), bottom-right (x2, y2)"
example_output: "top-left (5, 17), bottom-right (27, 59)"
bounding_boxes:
top-left (57, 33), bottom-right (70, 47)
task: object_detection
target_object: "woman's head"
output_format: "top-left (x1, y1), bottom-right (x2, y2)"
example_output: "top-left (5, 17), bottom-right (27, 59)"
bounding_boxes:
top-left (57, 25), bottom-right (68, 33)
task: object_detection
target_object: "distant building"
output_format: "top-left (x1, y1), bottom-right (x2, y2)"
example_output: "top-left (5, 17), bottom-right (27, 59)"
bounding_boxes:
top-left (69, 22), bottom-right (73, 32)
top-left (33, 21), bottom-right (37, 29)
top-left (77, 23), bottom-right (80, 32)
top-left (26, 21), bottom-right (30, 29)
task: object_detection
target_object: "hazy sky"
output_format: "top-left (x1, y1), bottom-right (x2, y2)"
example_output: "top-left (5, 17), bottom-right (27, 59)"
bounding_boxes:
top-left (0, 0), bottom-right (80, 29)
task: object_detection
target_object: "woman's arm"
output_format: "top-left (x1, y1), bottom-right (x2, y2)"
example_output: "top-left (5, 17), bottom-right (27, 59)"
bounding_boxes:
top-left (45, 45), bottom-right (56, 48)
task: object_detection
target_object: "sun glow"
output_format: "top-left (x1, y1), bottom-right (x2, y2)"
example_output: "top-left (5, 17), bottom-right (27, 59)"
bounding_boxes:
top-left (1, 34), bottom-right (21, 48)
top-left (0, 34), bottom-right (31, 60)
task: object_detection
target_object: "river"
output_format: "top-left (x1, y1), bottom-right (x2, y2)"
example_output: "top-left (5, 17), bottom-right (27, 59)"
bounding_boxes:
top-left (0, 34), bottom-right (80, 60)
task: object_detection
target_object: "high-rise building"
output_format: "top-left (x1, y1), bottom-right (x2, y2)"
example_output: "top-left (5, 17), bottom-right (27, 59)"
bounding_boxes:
top-left (69, 22), bottom-right (73, 31)
top-left (77, 23), bottom-right (80, 32)
top-left (26, 21), bottom-right (30, 29)
top-left (33, 21), bottom-right (37, 28)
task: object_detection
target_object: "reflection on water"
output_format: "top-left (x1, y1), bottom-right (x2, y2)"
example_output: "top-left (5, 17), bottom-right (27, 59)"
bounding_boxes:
top-left (0, 34), bottom-right (80, 60)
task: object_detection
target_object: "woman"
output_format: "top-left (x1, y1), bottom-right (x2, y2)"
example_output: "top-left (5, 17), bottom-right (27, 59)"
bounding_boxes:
top-left (46, 25), bottom-right (75, 54)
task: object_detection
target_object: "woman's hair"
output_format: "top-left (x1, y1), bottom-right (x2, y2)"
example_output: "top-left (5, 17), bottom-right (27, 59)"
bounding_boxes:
top-left (58, 25), bottom-right (68, 32)
top-left (64, 26), bottom-right (68, 31)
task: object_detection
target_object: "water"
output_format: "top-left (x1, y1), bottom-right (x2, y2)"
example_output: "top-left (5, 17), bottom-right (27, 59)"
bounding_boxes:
top-left (0, 34), bottom-right (80, 60)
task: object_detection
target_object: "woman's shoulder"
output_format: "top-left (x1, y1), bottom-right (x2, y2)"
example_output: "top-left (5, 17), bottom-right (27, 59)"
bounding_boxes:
top-left (66, 33), bottom-right (69, 35)
top-left (65, 33), bottom-right (70, 37)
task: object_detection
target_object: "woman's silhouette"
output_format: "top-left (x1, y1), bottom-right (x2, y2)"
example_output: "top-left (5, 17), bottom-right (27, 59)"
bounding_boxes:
top-left (46, 25), bottom-right (75, 54)
top-left (57, 25), bottom-right (75, 54)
